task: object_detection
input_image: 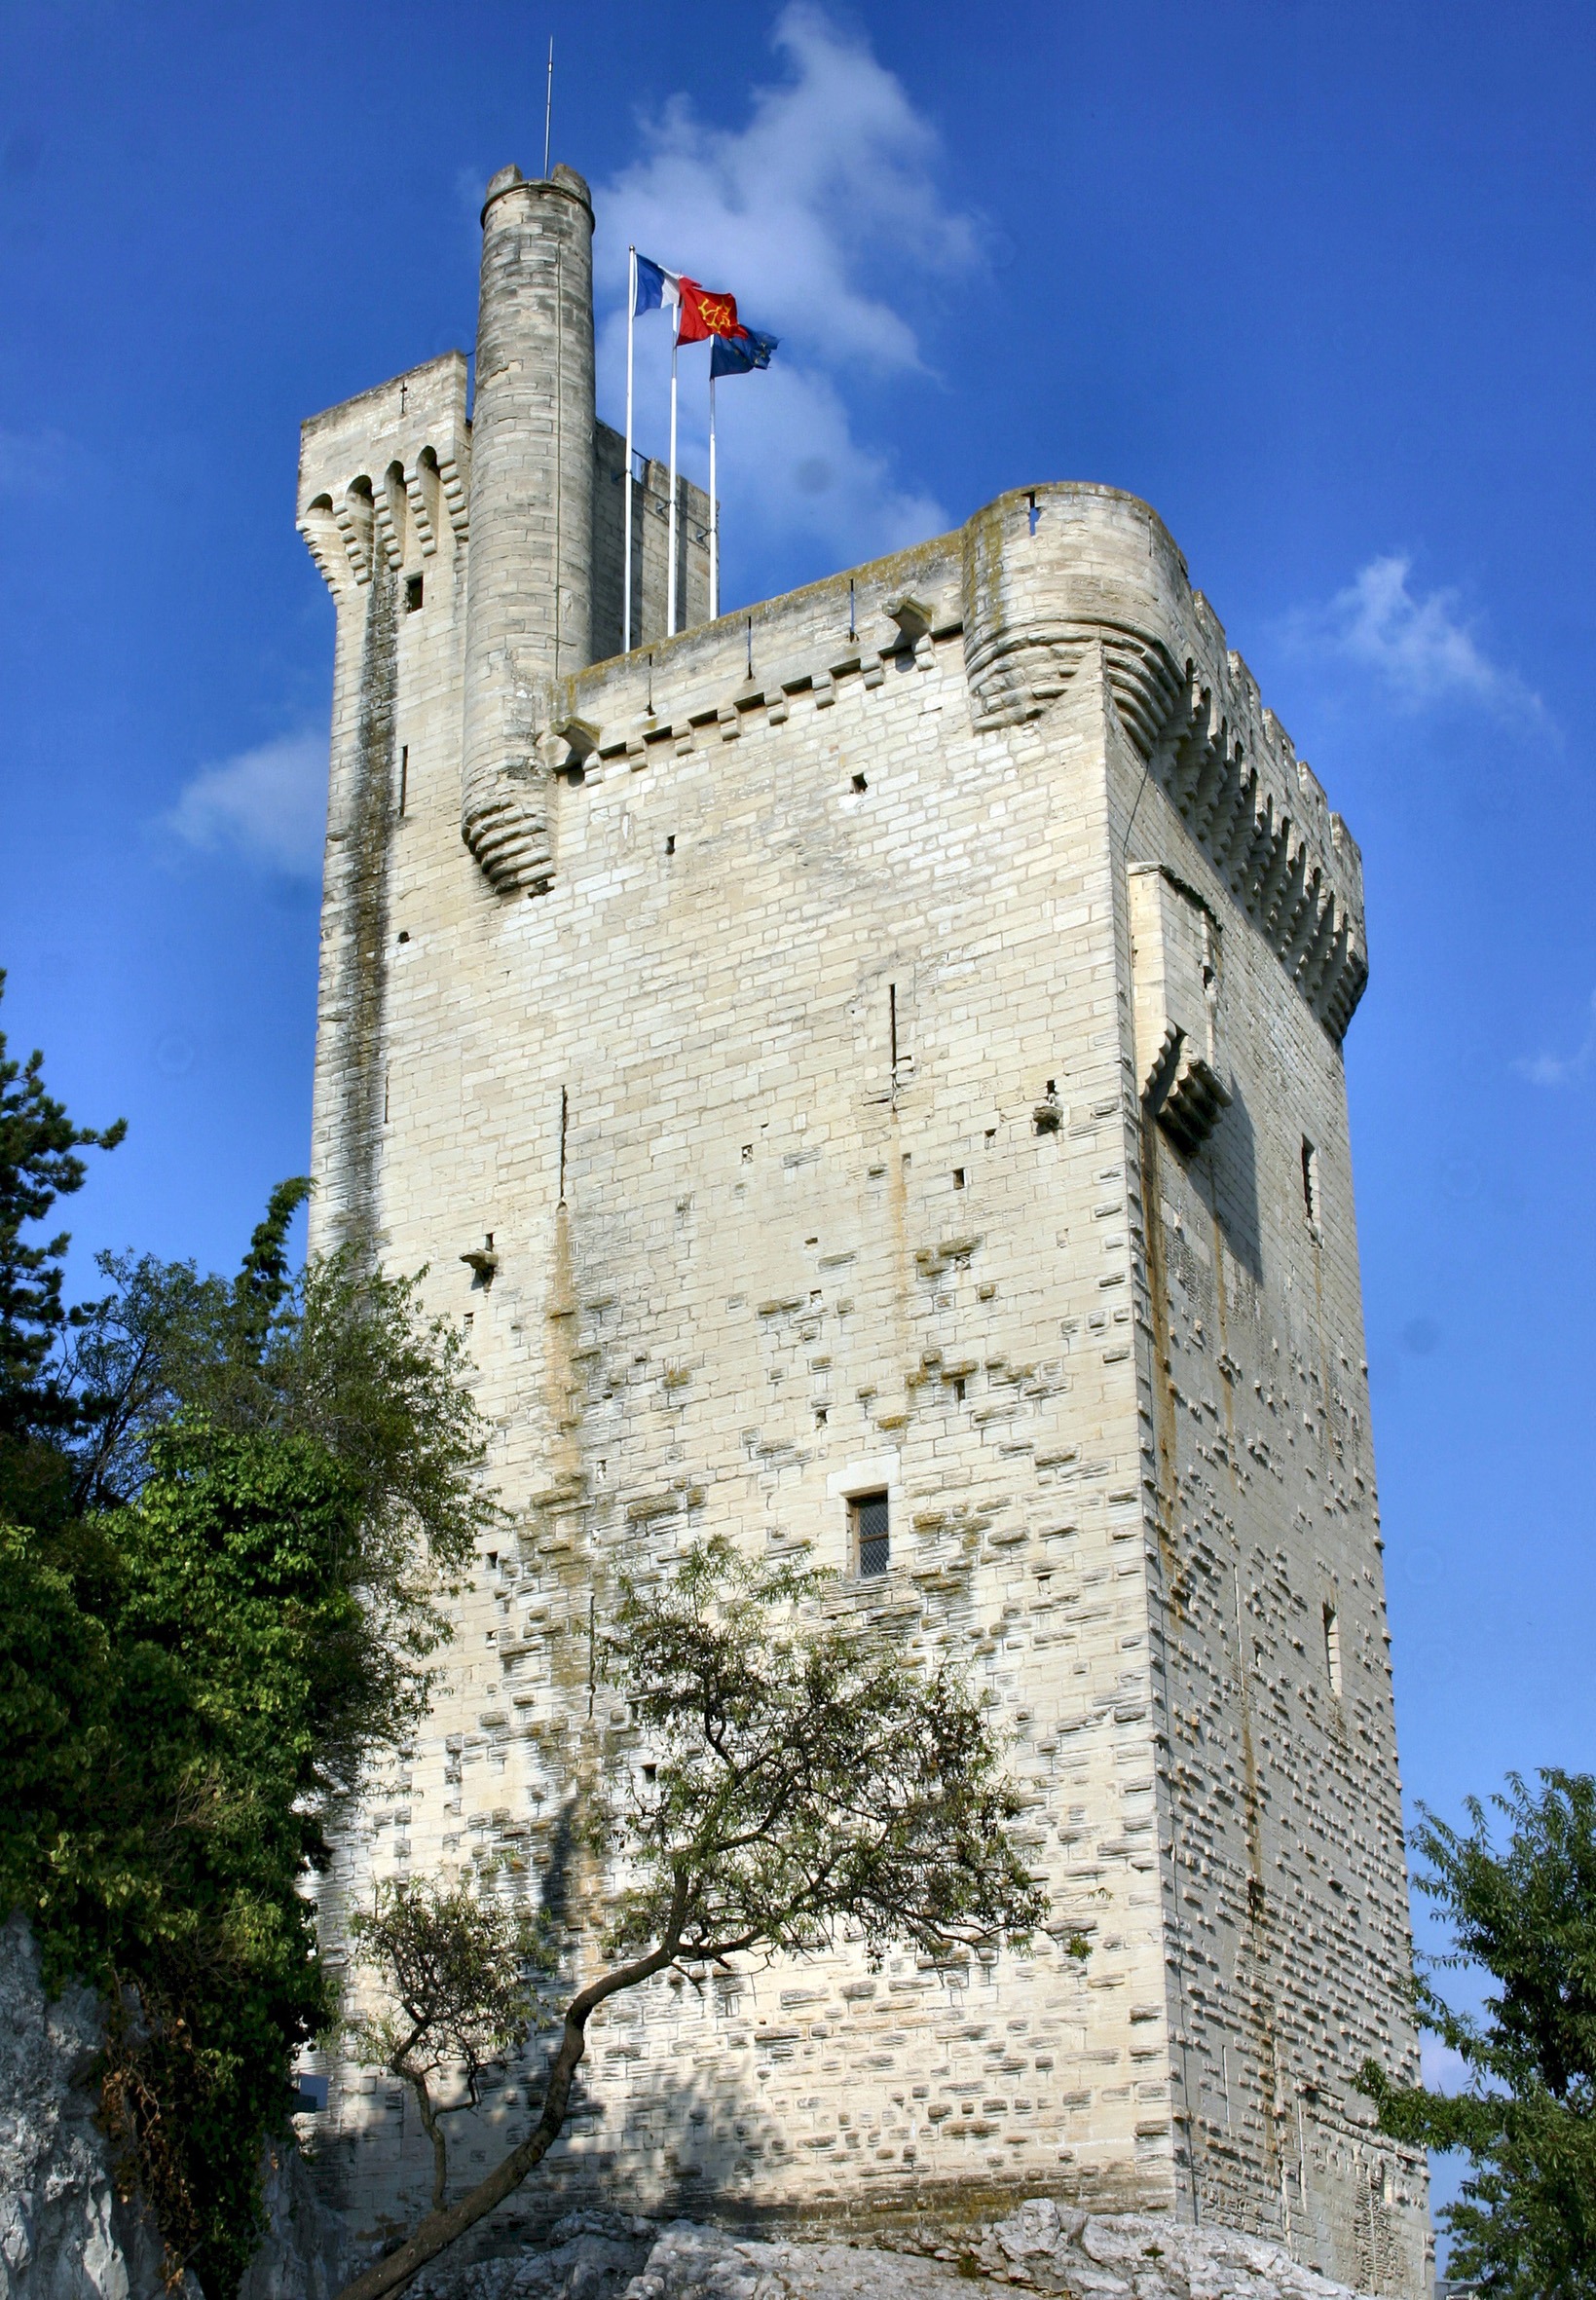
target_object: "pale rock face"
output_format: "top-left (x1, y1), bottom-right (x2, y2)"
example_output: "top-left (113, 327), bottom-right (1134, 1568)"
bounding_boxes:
top-left (0, 1918), bottom-right (342, 2300)
top-left (403, 2206), bottom-right (1385, 2300)
top-left (0, 1915), bottom-right (173, 2300)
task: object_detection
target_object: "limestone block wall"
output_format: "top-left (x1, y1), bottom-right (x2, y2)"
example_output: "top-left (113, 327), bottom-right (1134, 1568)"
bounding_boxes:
top-left (1116, 687), bottom-right (1427, 2289)
top-left (590, 421), bottom-right (713, 663)
top-left (294, 466), bottom-right (1425, 2295)
top-left (306, 511), bottom-right (1175, 2249)
top-left (298, 372), bottom-right (709, 1256)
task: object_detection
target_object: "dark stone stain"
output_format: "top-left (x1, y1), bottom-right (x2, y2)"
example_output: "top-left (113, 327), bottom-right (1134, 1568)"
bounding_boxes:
top-left (327, 561), bottom-right (397, 1252)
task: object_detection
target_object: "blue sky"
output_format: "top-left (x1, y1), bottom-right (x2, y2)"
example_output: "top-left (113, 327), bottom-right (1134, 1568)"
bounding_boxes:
top-left (3, 0), bottom-right (1593, 2244)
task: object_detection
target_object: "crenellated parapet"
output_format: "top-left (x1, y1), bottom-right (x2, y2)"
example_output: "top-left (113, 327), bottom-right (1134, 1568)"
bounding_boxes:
top-left (1150, 642), bottom-right (1368, 1041)
top-left (961, 484), bottom-right (1368, 1041)
top-left (486, 480), bottom-right (1366, 1043)
top-left (297, 351), bottom-right (470, 599)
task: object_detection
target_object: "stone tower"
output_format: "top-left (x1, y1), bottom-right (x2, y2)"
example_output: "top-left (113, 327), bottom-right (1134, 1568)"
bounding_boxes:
top-left (297, 162), bottom-right (1429, 2295)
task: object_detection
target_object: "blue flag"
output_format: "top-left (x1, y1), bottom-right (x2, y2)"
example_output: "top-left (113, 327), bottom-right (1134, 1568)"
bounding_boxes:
top-left (711, 328), bottom-right (779, 378)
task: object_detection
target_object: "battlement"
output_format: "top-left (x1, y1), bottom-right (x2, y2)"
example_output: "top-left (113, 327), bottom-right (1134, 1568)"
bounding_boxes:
top-left (299, 352), bottom-right (471, 596)
top-left (529, 481), bottom-right (1365, 1044)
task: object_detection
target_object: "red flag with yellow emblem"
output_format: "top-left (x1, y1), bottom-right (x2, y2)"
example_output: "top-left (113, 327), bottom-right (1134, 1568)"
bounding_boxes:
top-left (675, 277), bottom-right (747, 346)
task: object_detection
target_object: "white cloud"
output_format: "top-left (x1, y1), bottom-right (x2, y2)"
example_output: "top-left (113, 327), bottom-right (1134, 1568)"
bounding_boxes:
top-left (1515, 988), bottom-right (1596, 1088)
top-left (165, 729), bottom-right (327, 879)
top-left (1308, 554), bottom-right (1543, 721)
top-left (591, 4), bottom-right (981, 585)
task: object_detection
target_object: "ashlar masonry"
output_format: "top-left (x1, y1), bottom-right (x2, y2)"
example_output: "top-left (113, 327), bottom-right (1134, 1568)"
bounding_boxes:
top-left (297, 160), bottom-right (1429, 2295)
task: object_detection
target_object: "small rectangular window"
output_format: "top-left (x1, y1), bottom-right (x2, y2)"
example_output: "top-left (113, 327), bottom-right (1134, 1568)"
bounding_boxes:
top-left (851, 1490), bottom-right (889, 1578)
top-left (1301, 1136), bottom-right (1319, 1227)
top-left (405, 574), bottom-right (424, 612)
top-left (1322, 1601), bottom-right (1342, 1699)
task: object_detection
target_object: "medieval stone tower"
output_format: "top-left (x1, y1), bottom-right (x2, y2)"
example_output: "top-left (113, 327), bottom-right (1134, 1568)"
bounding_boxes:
top-left (298, 162), bottom-right (1429, 2293)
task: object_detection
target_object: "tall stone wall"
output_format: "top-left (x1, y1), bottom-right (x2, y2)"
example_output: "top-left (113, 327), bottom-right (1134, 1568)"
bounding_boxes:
top-left (1118, 678), bottom-right (1422, 2287)
top-left (296, 161), bottom-right (1427, 2300)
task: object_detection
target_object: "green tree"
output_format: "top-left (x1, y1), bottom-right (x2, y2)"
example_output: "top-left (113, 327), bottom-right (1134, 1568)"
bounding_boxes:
top-left (1, 1157), bottom-right (496, 2295)
top-left (0, 969), bottom-right (124, 1525)
top-left (339, 1538), bottom-right (1051, 2300)
top-left (1360, 1769), bottom-right (1596, 2299)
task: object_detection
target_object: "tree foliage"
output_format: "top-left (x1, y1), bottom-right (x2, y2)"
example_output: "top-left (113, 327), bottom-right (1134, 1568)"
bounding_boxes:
top-left (349, 1881), bottom-right (551, 2211)
top-left (339, 1539), bottom-right (1050, 2300)
top-left (1359, 1769), bottom-right (1596, 2299)
top-left (0, 1051), bottom-right (496, 2296)
top-left (0, 969), bottom-right (124, 1523)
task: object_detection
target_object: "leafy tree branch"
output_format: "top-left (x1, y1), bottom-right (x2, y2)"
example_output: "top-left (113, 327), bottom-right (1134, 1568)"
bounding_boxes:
top-left (1359, 1769), bottom-right (1596, 2298)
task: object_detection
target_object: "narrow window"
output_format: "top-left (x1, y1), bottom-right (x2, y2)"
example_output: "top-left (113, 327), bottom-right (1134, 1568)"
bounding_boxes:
top-left (953, 1377), bottom-right (966, 1404)
top-left (1322, 1601), bottom-right (1342, 1699)
top-left (851, 771), bottom-right (867, 793)
top-left (397, 744), bottom-right (408, 816)
top-left (952, 1167), bottom-right (966, 1190)
top-left (405, 574), bottom-right (424, 612)
top-left (665, 834), bottom-right (676, 855)
top-left (1301, 1136), bottom-right (1319, 1227)
top-left (851, 1490), bottom-right (890, 1578)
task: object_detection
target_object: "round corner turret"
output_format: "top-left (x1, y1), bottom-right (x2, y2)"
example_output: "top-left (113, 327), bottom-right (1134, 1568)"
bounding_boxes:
top-left (961, 482), bottom-right (1192, 747)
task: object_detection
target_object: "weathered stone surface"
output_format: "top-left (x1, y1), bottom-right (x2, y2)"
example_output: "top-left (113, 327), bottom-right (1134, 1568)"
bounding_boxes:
top-left (0, 1915), bottom-right (173, 2300)
top-left (406, 2206), bottom-right (1382, 2300)
top-left (236, 2139), bottom-right (348, 2300)
top-left (0, 1917), bottom-right (348, 2300)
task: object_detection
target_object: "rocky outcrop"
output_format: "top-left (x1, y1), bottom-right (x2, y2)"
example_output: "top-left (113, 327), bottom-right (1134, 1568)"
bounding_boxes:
top-left (237, 2141), bottom-right (347, 2300)
top-left (404, 2203), bottom-right (1381, 2300)
top-left (0, 1917), bottom-right (345, 2300)
top-left (0, 1913), bottom-right (173, 2300)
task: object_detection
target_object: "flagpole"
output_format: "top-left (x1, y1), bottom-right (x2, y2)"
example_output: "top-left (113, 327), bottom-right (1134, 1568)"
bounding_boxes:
top-left (623, 247), bottom-right (636, 654)
top-left (542, 38), bottom-right (554, 179)
top-left (667, 330), bottom-right (679, 637)
top-left (708, 370), bottom-right (719, 621)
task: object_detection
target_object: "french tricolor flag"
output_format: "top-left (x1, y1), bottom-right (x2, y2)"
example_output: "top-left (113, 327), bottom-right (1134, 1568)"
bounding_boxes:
top-left (632, 253), bottom-right (681, 322)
